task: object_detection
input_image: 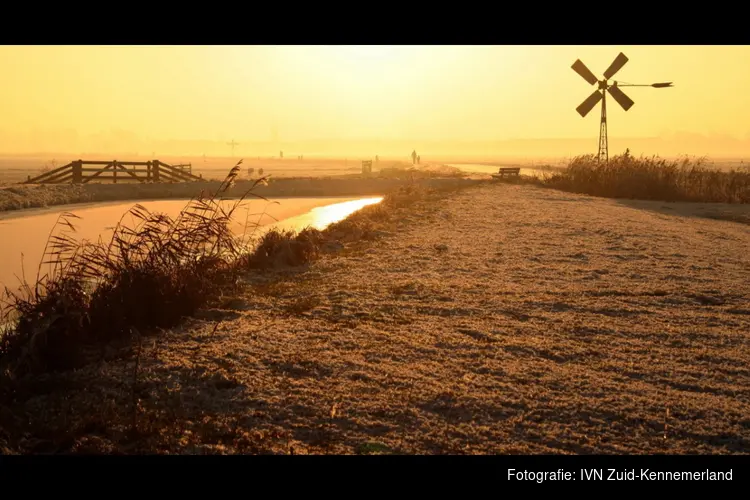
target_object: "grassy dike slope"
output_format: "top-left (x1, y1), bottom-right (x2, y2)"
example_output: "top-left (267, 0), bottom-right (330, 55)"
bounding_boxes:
top-left (2, 181), bottom-right (749, 454)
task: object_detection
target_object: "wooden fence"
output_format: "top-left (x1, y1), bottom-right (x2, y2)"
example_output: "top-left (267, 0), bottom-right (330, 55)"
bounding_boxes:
top-left (22, 160), bottom-right (201, 184)
top-left (172, 163), bottom-right (193, 174)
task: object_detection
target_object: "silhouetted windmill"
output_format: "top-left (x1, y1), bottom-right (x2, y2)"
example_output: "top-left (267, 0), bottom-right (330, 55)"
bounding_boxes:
top-left (227, 139), bottom-right (239, 157)
top-left (572, 52), bottom-right (673, 162)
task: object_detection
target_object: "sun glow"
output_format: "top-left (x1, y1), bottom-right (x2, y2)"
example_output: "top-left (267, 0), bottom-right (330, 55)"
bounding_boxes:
top-left (2, 45), bottom-right (750, 154)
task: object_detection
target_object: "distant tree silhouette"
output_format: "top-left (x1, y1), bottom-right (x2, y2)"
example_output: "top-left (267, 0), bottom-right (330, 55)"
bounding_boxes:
top-left (248, 167), bottom-right (255, 177)
top-left (259, 168), bottom-right (265, 177)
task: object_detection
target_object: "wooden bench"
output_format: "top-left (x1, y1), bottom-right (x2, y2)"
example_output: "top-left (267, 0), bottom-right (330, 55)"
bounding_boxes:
top-left (491, 167), bottom-right (520, 179)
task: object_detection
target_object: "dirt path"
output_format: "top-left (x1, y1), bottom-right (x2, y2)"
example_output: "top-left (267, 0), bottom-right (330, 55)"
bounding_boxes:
top-left (3, 182), bottom-right (750, 454)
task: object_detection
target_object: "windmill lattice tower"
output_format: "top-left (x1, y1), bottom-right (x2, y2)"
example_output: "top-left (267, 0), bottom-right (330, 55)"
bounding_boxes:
top-left (572, 52), bottom-right (673, 162)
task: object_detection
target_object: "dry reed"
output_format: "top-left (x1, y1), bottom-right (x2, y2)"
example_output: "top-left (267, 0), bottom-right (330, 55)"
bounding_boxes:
top-left (537, 150), bottom-right (750, 203)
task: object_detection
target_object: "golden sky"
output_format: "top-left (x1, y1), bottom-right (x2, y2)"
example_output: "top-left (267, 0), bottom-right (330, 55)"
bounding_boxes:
top-left (1, 45), bottom-right (749, 155)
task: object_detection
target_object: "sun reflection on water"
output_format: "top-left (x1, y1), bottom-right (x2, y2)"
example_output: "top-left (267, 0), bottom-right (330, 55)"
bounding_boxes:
top-left (305, 197), bottom-right (384, 229)
top-left (259, 197), bottom-right (383, 234)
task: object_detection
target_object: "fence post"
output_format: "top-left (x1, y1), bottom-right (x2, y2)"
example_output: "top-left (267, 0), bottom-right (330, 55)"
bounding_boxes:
top-left (153, 160), bottom-right (160, 182)
top-left (72, 160), bottom-right (82, 184)
top-left (113, 161), bottom-right (118, 184)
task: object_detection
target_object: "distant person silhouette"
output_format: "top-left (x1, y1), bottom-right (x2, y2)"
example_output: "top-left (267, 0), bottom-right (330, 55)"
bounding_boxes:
top-left (417, 155), bottom-right (421, 164)
top-left (411, 150), bottom-right (417, 165)
top-left (375, 155), bottom-right (379, 162)
top-left (280, 151), bottom-right (283, 159)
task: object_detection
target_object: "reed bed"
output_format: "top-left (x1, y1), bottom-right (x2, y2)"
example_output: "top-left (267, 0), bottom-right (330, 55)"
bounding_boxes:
top-left (537, 150), bottom-right (750, 203)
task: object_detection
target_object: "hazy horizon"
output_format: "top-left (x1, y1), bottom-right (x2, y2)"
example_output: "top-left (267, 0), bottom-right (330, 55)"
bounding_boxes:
top-left (2, 134), bottom-right (750, 161)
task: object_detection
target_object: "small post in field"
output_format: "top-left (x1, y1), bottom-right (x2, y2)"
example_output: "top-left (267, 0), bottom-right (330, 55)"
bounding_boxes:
top-left (362, 160), bottom-right (373, 176)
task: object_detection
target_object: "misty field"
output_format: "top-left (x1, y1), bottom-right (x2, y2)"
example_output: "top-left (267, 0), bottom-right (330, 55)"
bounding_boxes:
top-left (0, 156), bottom-right (359, 184)
top-left (0, 155), bottom-right (452, 186)
top-left (0, 160), bottom-right (465, 214)
top-left (1, 179), bottom-right (748, 454)
top-left (4, 151), bottom-right (750, 218)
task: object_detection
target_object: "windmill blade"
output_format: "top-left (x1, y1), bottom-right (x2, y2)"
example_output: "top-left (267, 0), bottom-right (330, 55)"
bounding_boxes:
top-left (603, 52), bottom-right (629, 79)
top-left (608, 84), bottom-right (634, 111)
top-left (571, 59), bottom-right (599, 85)
top-left (576, 90), bottom-right (603, 117)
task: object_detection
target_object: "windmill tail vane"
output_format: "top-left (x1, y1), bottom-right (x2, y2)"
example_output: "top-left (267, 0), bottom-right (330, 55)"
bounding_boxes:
top-left (571, 52), bottom-right (673, 162)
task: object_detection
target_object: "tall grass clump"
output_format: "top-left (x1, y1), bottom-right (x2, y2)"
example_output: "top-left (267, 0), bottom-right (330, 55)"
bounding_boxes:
top-left (540, 150), bottom-right (750, 203)
top-left (0, 160), bottom-right (269, 376)
top-left (241, 227), bottom-right (324, 269)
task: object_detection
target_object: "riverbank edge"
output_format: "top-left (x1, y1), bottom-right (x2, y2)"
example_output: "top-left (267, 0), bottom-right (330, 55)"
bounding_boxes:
top-left (0, 174), bottom-right (472, 215)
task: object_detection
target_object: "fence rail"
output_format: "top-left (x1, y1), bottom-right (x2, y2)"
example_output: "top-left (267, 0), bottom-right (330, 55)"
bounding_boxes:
top-left (22, 160), bottom-right (200, 184)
